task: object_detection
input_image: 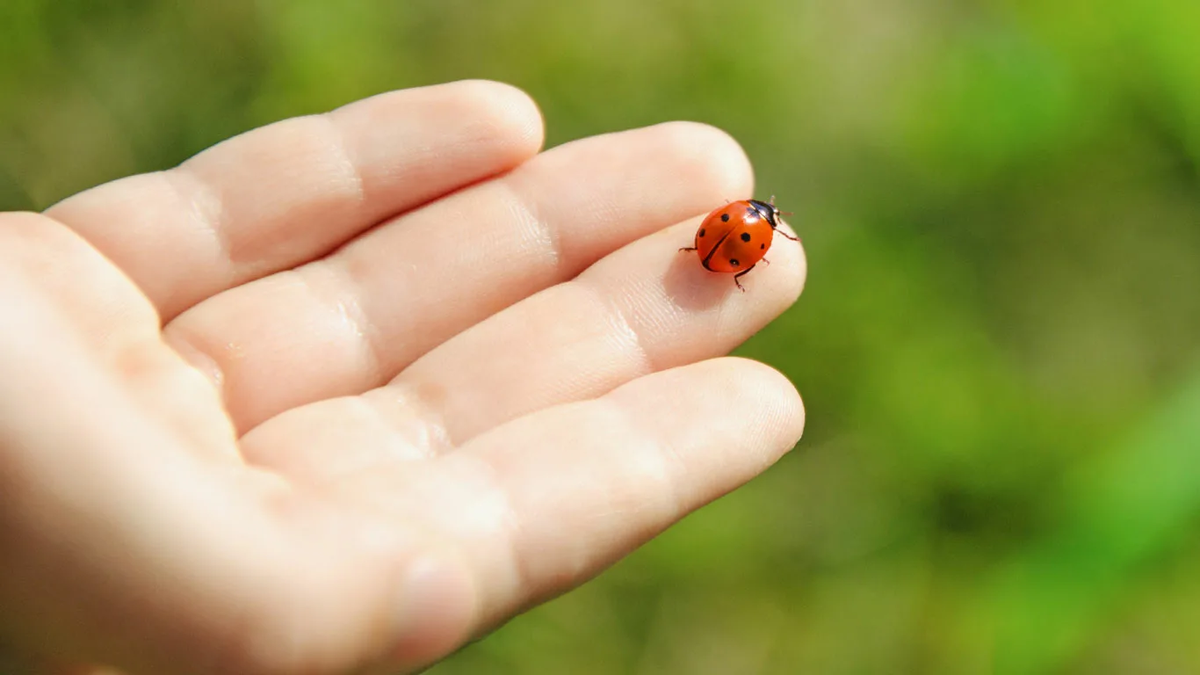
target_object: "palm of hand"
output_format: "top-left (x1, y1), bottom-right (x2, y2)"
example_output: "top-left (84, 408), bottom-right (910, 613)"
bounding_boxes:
top-left (0, 81), bottom-right (805, 675)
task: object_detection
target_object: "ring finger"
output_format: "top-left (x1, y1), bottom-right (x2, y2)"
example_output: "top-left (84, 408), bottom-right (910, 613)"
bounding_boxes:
top-left (243, 215), bottom-right (806, 478)
top-left (169, 122), bottom-right (754, 433)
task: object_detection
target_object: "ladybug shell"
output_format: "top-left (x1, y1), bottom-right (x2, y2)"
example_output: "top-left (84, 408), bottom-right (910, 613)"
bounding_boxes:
top-left (693, 200), bottom-right (775, 273)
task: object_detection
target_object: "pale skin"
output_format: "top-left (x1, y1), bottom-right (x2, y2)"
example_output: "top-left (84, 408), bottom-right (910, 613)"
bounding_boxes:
top-left (0, 80), bottom-right (807, 675)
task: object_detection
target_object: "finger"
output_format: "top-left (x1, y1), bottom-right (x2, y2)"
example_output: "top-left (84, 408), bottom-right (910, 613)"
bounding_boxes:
top-left (174, 122), bottom-right (754, 433)
top-left (387, 214), bottom-right (806, 444)
top-left (322, 358), bottom-right (805, 629)
top-left (242, 213), bottom-right (804, 476)
top-left (46, 80), bottom-right (544, 320)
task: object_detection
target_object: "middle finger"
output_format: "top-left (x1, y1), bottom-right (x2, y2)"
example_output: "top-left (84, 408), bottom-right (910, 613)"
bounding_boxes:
top-left (167, 122), bottom-right (752, 433)
top-left (242, 215), bottom-right (806, 479)
top-left (381, 216), bottom-right (807, 446)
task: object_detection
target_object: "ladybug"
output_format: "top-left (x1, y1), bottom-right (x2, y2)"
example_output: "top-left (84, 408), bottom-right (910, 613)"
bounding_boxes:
top-left (680, 197), bottom-right (798, 291)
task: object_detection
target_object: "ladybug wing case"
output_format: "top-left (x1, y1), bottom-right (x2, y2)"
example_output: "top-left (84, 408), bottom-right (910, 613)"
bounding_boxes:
top-left (709, 207), bottom-right (774, 273)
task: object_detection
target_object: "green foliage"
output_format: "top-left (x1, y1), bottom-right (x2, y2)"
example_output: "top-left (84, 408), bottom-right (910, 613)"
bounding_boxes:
top-left (3, 1), bottom-right (1199, 672)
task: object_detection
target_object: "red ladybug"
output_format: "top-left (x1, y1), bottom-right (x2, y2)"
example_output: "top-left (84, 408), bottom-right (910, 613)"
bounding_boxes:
top-left (680, 198), bottom-right (798, 291)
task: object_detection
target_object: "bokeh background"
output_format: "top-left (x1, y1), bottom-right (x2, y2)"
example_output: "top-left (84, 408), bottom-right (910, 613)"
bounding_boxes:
top-left (4, 1), bottom-right (1200, 672)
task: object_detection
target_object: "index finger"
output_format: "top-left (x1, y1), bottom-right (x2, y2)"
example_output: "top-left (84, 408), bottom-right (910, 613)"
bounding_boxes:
top-left (46, 80), bottom-right (544, 320)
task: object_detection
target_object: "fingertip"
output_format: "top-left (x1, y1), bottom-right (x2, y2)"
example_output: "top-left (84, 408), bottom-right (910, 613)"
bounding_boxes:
top-left (331, 78), bottom-right (545, 171)
top-left (450, 79), bottom-right (546, 157)
top-left (773, 233), bottom-right (808, 308)
top-left (652, 121), bottom-right (755, 206)
top-left (717, 356), bottom-right (806, 460)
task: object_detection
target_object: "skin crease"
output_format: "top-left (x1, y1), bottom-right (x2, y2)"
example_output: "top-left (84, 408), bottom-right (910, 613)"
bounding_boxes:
top-left (0, 80), bottom-right (806, 675)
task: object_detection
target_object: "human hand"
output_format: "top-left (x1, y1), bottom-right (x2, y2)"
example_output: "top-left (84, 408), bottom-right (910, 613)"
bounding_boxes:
top-left (0, 80), bottom-right (806, 675)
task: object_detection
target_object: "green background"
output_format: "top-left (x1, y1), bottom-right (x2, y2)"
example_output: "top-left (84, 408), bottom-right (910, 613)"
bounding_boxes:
top-left (4, 1), bottom-right (1200, 672)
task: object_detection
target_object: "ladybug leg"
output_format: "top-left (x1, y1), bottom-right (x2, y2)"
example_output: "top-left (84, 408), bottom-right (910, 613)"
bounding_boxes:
top-left (733, 264), bottom-right (756, 292)
top-left (775, 228), bottom-right (800, 242)
top-left (760, 258), bottom-right (771, 266)
top-left (678, 246), bottom-right (697, 253)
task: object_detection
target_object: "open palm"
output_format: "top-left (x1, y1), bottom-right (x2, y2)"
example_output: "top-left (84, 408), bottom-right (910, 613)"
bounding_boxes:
top-left (0, 81), bottom-right (805, 675)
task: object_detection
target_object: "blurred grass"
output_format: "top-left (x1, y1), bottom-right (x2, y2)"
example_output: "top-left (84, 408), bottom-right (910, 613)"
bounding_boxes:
top-left (3, 0), bottom-right (1200, 672)
top-left (988, 366), bottom-right (1200, 673)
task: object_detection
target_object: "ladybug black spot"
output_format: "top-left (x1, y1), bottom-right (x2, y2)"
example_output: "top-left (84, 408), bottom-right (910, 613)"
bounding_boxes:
top-left (699, 228), bottom-right (706, 237)
top-left (730, 258), bottom-right (740, 267)
top-left (721, 213), bottom-right (730, 222)
top-left (740, 232), bottom-right (751, 242)
top-left (760, 243), bottom-right (766, 249)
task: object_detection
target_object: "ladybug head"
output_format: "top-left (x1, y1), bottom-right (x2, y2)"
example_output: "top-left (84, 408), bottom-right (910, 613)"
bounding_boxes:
top-left (748, 198), bottom-right (782, 227)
